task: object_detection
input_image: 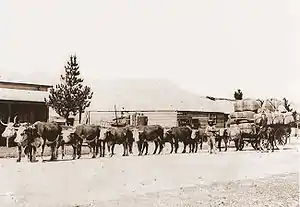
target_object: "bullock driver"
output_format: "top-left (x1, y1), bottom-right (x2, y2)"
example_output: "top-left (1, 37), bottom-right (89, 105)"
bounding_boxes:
top-left (259, 111), bottom-right (268, 137)
top-left (205, 119), bottom-right (218, 154)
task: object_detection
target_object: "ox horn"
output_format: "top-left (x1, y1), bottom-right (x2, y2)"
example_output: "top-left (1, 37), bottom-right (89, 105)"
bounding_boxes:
top-left (0, 119), bottom-right (8, 126)
top-left (13, 116), bottom-right (18, 124)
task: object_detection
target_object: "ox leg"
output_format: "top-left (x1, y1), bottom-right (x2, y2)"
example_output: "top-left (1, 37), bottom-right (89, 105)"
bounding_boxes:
top-left (174, 141), bottom-right (179, 153)
top-left (199, 137), bottom-right (203, 151)
top-left (153, 141), bottom-right (158, 154)
top-left (102, 141), bottom-right (106, 157)
top-left (129, 142), bottom-right (133, 154)
top-left (194, 141), bottom-right (198, 153)
top-left (145, 142), bottom-right (149, 155)
top-left (71, 144), bottom-right (76, 160)
top-left (29, 147), bottom-right (33, 162)
top-left (41, 143), bottom-right (46, 161)
top-left (122, 143), bottom-right (128, 156)
top-left (32, 147), bottom-right (37, 162)
top-left (61, 142), bottom-right (65, 160)
top-left (137, 140), bottom-right (143, 156)
top-left (91, 142), bottom-right (97, 158)
top-left (224, 137), bottom-right (228, 152)
top-left (169, 141), bottom-right (174, 154)
top-left (95, 141), bottom-right (99, 157)
top-left (188, 142), bottom-right (192, 153)
top-left (98, 141), bottom-right (103, 157)
top-left (110, 144), bottom-right (115, 157)
top-left (142, 142), bottom-right (149, 155)
top-left (218, 138), bottom-right (222, 152)
top-left (158, 141), bottom-right (164, 154)
top-left (182, 142), bottom-right (187, 153)
top-left (25, 146), bottom-right (31, 162)
top-left (50, 145), bottom-right (55, 161)
top-left (77, 140), bottom-right (83, 159)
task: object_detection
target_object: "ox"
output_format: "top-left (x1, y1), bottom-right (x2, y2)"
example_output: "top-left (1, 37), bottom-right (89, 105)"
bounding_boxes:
top-left (189, 128), bottom-right (206, 153)
top-left (58, 126), bottom-right (79, 160)
top-left (164, 126), bottom-right (195, 154)
top-left (104, 127), bottom-right (134, 157)
top-left (24, 121), bottom-right (63, 161)
top-left (216, 128), bottom-right (229, 152)
top-left (72, 124), bottom-right (100, 159)
top-left (136, 125), bottom-right (164, 156)
top-left (1, 117), bottom-right (45, 162)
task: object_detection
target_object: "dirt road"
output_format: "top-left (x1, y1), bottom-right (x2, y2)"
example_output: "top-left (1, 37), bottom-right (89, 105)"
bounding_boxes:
top-left (0, 139), bottom-right (299, 207)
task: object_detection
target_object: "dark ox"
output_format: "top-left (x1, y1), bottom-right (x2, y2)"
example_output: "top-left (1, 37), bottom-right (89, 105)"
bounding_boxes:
top-left (26, 121), bottom-right (62, 161)
top-left (104, 127), bottom-right (134, 157)
top-left (164, 126), bottom-right (196, 154)
top-left (71, 124), bottom-right (100, 159)
top-left (136, 125), bottom-right (164, 156)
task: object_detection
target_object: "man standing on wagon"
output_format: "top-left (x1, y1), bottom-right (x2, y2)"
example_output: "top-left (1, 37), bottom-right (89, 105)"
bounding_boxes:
top-left (205, 119), bottom-right (218, 154)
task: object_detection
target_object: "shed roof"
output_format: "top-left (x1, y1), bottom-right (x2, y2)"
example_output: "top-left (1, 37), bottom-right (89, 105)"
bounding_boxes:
top-left (88, 79), bottom-right (234, 114)
top-left (0, 88), bottom-right (49, 103)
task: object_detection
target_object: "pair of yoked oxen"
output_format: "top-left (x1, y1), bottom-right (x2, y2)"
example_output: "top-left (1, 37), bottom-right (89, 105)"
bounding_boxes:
top-left (1, 117), bottom-right (231, 163)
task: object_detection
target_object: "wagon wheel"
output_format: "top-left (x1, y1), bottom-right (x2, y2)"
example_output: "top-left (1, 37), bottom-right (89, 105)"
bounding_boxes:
top-left (235, 139), bottom-right (244, 151)
top-left (239, 141), bottom-right (245, 151)
top-left (251, 140), bottom-right (259, 150)
top-left (259, 137), bottom-right (270, 151)
top-left (274, 127), bottom-right (288, 150)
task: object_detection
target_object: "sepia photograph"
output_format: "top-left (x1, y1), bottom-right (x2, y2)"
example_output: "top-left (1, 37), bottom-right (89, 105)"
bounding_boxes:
top-left (0, 1), bottom-right (299, 206)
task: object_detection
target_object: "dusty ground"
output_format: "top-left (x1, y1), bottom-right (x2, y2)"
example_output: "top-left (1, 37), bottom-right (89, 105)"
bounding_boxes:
top-left (0, 139), bottom-right (299, 207)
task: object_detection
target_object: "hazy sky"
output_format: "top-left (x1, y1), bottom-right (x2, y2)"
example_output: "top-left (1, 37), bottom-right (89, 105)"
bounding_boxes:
top-left (0, 1), bottom-right (299, 102)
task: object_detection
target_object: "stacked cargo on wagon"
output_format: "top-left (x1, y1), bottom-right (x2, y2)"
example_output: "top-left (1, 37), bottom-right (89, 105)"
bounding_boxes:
top-left (227, 98), bottom-right (295, 151)
top-left (228, 99), bottom-right (262, 150)
top-left (255, 99), bottom-right (294, 149)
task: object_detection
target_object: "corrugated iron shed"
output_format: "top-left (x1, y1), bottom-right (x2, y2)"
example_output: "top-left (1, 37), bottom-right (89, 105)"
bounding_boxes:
top-left (0, 88), bottom-right (49, 103)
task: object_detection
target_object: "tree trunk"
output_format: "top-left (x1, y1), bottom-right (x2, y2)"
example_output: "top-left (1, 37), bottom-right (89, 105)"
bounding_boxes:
top-left (64, 115), bottom-right (69, 126)
top-left (79, 111), bottom-right (82, 124)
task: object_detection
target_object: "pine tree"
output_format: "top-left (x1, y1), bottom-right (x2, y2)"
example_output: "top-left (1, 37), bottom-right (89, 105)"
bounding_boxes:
top-left (283, 98), bottom-right (293, 112)
top-left (45, 55), bottom-right (93, 123)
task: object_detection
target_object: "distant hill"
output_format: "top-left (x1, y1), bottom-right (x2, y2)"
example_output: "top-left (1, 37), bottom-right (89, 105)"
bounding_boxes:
top-left (88, 78), bottom-right (233, 113)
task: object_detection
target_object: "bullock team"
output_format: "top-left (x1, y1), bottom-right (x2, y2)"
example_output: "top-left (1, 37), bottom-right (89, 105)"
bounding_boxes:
top-left (1, 115), bottom-right (275, 163)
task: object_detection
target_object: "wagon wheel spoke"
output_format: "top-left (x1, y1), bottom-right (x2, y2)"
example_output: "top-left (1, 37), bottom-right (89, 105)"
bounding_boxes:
top-left (274, 127), bottom-right (287, 150)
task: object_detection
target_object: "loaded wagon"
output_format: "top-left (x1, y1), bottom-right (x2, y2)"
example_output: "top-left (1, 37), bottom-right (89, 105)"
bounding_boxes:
top-left (228, 98), bottom-right (295, 151)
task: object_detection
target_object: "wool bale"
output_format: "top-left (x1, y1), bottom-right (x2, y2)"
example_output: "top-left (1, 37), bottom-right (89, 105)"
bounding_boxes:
top-left (261, 100), bottom-right (275, 112)
top-left (272, 112), bottom-right (284, 125)
top-left (238, 119), bottom-right (254, 124)
top-left (242, 111), bottom-right (255, 119)
top-left (234, 100), bottom-right (243, 112)
top-left (242, 99), bottom-right (261, 112)
top-left (277, 105), bottom-right (287, 113)
top-left (227, 119), bottom-right (237, 126)
top-left (230, 112), bottom-right (243, 119)
top-left (228, 124), bottom-right (240, 140)
top-left (255, 112), bottom-right (273, 125)
top-left (230, 111), bottom-right (255, 120)
top-left (239, 123), bottom-right (254, 134)
top-left (270, 99), bottom-right (283, 110)
top-left (266, 112), bottom-right (274, 125)
top-left (254, 113), bottom-right (262, 125)
top-left (284, 112), bottom-right (294, 125)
